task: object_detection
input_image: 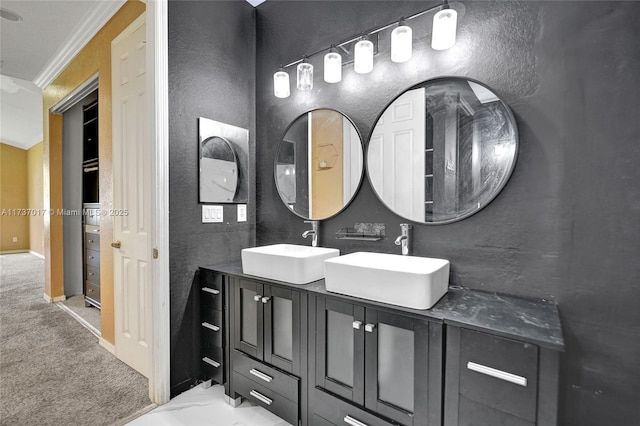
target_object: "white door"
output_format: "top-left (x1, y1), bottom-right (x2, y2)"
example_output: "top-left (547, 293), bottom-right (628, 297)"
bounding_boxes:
top-left (369, 87), bottom-right (426, 221)
top-left (111, 15), bottom-right (151, 378)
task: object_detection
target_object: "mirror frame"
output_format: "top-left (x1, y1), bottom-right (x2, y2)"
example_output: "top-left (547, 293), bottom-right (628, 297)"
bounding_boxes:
top-left (365, 76), bottom-right (519, 225)
top-left (274, 108), bottom-right (365, 221)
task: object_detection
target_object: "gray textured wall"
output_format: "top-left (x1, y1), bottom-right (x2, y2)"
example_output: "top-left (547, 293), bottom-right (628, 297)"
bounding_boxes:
top-left (168, 0), bottom-right (256, 395)
top-left (254, 1), bottom-right (640, 425)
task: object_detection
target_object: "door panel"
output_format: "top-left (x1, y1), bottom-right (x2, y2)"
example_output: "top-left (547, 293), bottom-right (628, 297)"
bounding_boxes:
top-left (233, 279), bottom-right (263, 359)
top-left (112, 16), bottom-right (150, 378)
top-left (263, 285), bottom-right (300, 374)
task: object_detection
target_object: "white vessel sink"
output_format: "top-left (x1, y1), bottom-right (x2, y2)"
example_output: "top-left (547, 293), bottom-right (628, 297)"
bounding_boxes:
top-left (324, 252), bottom-right (450, 309)
top-left (242, 244), bottom-right (340, 284)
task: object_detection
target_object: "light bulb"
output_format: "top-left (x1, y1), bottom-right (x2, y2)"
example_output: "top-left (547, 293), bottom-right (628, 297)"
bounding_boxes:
top-left (432, 7), bottom-right (457, 50)
top-left (391, 23), bottom-right (412, 63)
top-left (324, 51), bottom-right (342, 83)
top-left (297, 61), bottom-right (313, 91)
top-left (354, 37), bottom-right (374, 74)
top-left (273, 69), bottom-right (290, 98)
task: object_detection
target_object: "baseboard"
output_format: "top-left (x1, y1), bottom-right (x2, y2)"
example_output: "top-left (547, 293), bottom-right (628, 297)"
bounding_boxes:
top-left (99, 337), bottom-right (116, 355)
top-left (55, 301), bottom-right (101, 338)
top-left (43, 293), bottom-right (66, 303)
top-left (29, 251), bottom-right (45, 259)
top-left (0, 250), bottom-right (29, 255)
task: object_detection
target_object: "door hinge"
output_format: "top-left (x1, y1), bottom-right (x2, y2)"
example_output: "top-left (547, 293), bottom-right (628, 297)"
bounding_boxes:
top-left (153, 247), bottom-right (158, 259)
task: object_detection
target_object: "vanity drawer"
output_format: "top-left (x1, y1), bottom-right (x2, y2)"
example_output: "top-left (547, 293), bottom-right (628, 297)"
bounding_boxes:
top-left (86, 265), bottom-right (100, 285)
top-left (85, 281), bottom-right (101, 303)
top-left (232, 350), bottom-right (299, 402)
top-left (202, 346), bottom-right (224, 383)
top-left (200, 284), bottom-right (222, 311)
top-left (201, 316), bottom-right (223, 348)
top-left (459, 329), bottom-right (538, 422)
top-left (233, 371), bottom-right (298, 426)
top-left (85, 249), bottom-right (100, 267)
top-left (458, 394), bottom-right (534, 426)
top-left (85, 233), bottom-right (100, 251)
top-left (312, 388), bottom-right (394, 426)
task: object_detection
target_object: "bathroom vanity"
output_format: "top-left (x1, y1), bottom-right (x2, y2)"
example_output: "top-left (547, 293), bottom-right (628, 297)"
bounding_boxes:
top-left (198, 263), bottom-right (563, 426)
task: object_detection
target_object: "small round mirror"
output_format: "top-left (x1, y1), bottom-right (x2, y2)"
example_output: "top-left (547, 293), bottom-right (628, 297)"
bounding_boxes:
top-left (200, 136), bottom-right (238, 202)
top-left (275, 109), bottom-right (364, 220)
top-left (367, 77), bottom-right (518, 224)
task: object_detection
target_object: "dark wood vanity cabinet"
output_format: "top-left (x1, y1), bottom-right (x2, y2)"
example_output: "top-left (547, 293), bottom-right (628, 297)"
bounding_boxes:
top-left (310, 295), bottom-right (443, 426)
top-left (230, 276), bottom-right (303, 426)
top-left (199, 269), bottom-right (226, 385)
top-left (444, 327), bottom-right (560, 426)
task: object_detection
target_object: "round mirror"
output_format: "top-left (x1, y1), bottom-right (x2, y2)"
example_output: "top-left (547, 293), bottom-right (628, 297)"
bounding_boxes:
top-left (200, 136), bottom-right (238, 202)
top-left (275, 109), bottom-right (364, 220)
top-left (367, 77), bottom-right (518, 224)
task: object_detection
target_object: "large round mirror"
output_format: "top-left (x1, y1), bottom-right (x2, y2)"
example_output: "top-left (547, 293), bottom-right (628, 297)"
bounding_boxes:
top-left (367, 77), bottom-right (518, 224)
top-left (275, 109), bottom-right (364, 220)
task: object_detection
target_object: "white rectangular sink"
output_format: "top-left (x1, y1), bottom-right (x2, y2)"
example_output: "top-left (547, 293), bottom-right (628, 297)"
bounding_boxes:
top-left (242, 244), bottom-right (340, 284)
top-left (324, 252), bottom-right (450, 309)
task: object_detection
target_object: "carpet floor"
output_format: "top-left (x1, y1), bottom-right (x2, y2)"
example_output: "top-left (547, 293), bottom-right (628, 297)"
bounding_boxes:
top-left (61, 295), bottom-right (102, 333)
top-left (0, 253), bottom-right (151, 426)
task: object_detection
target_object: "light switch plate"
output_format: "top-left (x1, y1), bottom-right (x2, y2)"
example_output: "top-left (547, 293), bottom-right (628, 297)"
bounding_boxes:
top-left (237, 204), bottom-right (247, 222)
top-left (202, 205), bottom-right (223, 223)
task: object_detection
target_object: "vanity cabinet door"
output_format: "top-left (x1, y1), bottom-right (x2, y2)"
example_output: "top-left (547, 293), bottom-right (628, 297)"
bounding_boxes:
top-left (233, 279), bottom-right (264, 359)
top-left (315, 297), bottom-right (366, 405)
top-left (364, 309), bottom-right (440, 426)
top-left (263, 285), bottom-right (301, 374)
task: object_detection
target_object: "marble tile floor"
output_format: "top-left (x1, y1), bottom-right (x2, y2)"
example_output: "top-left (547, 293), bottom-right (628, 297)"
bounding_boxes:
top-left (126, 382), bottom-right (291, 426)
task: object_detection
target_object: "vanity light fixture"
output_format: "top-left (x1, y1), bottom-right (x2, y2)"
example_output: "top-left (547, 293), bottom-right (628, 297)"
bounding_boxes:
top-left (354, 35), bottom-right (374, 74)
top-left (273, 67), bottom-right (290, 98)
top-left (432, 0), bottom-right (458, 50)
top-left (391, 20), bottom-right (412, 63)
top-left (272, 1), bottom-right (461, 98)
top-left (324, 47), bottom-right (342, 83)
top-left (297, 58), bottom-right (313, 91)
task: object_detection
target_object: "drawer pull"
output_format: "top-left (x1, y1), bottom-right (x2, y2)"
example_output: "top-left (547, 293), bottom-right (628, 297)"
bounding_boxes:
top-left (353, 321), bottom-right (362, 330)
top-left (88, 239), bottom-right (94, 243)
top-left (467, 361), bottom-right (528, 387)
top-left (344, 415), bottom-right (368, 426)
top-left (202, 287), bottom-right (220, 295)
top-left (88, 256), bottom-right (94, 260)
top-left (249, 390), bottom-right (273, 406)
top-left (88, 272), bottom-right (94, 276)
top-left (202, 357), bottom-right (220, 368)
top-left (249, 368), bottom-right (273, 383)
top-left (202, 322), bottom-right (220, 332)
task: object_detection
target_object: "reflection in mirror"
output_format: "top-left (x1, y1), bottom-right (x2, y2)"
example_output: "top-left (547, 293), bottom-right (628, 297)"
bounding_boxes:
top-left (275, 109), bottom-right (364, 220)
top-left (368, 77), bottom-right (518, 224)
top-left (200, 136), bottom-right (238, 202)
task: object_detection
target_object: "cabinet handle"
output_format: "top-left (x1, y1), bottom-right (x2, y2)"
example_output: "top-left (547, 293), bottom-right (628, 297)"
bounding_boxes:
top-left (249, 368), bottom-right (273, 383)
top-left (467, 361), bottom-right (528, 387)
top-left (202, 357), bottom-right (220, 368)
top-left (88, 272), bottom-right (94, 276)
top-left (202, 287), bottom-right (220, 295)
top-left (249, 390), bottom-right (273, 406)
top-left (352, 321), bottom-right (362, 330)
top-left (365, 323), bottom-right (376, 333)
top-left (88, 239), bottom-right (94, 243)
top-left (88, 256), bottom-right (94, 260)
top-left (254, 294), bottom-right (262, 302)
top-left (261, 296), bottom-right (270, 304)
top-left (202, 322), bottom-right (220, 332)
top-left (344, 415), bottom-right (368, 426)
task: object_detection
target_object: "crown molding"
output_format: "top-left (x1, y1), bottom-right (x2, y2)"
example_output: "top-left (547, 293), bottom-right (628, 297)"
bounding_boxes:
top-left (33, 0), bottom-right (126, 89)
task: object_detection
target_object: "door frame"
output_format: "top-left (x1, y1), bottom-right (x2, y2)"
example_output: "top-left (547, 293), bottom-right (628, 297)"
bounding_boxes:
top-left (146, 1), bottom-right (170, 405)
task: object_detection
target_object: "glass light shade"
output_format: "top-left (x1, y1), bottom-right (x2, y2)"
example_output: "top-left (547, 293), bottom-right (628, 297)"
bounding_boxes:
top-left (432, 8), bottom-right (457, 50)
top-left (297, 62), bottom-right (314, 90)
top-left (273, 70), bottom-right (290, 98)
top-left (354, 39), bottom-right (374, 74)
top-left (324, 51), bottom-right (342, 83)
top-left (391, 24), bottom-right (413, 63)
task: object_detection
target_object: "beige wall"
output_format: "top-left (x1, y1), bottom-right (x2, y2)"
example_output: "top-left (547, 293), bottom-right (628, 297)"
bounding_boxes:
top-left (0, 143), bottom-right (29, 252)
top-left (27, 142), bottom-right (44, 255)
top-left (43, 0), bottom-right (145, 344)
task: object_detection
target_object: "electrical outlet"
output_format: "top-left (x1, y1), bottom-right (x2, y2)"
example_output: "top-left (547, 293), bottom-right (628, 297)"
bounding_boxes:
top-left (12, 237), bottom-right (18, 243)
top-left (237, 204), bottom-right (247, 222)
top-left (202, 205), bottom-right (223, 223)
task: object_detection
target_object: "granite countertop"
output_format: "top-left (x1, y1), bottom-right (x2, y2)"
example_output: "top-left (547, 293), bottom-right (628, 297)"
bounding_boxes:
top-left (201, 261), bottom-right (564, 351)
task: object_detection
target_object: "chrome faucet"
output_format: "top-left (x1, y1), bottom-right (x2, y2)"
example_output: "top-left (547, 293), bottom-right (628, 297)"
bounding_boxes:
top-left (302, 220), bottom-right (319, 247)
top-left (394, 223), bottom-right (412, 255)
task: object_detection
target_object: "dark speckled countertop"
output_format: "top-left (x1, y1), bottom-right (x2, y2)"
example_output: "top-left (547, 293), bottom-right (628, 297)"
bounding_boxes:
top-left (201, 262), bottom-right (564, 351)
